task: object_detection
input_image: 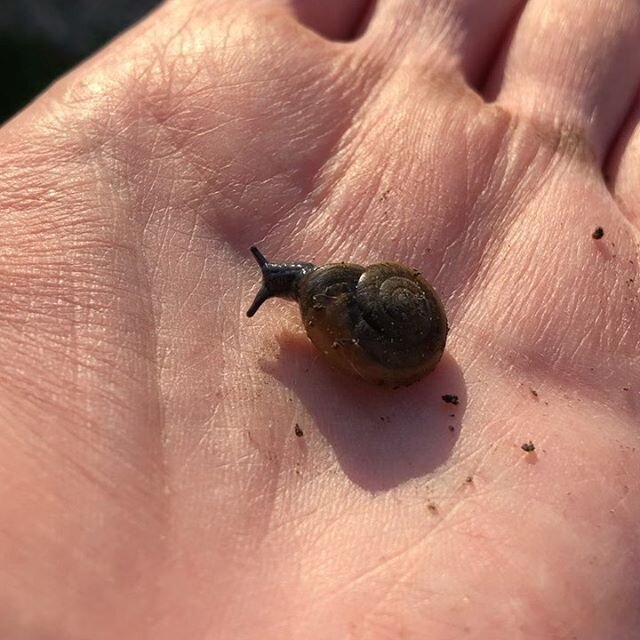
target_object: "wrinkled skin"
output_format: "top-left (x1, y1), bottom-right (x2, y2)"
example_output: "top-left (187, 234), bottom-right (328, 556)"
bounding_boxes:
top-left (0, 1), bottom-right (639, 639)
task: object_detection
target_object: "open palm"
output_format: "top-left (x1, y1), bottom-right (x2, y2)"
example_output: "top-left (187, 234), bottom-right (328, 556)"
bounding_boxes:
top-left (1, 1), bottom-right (639, 638)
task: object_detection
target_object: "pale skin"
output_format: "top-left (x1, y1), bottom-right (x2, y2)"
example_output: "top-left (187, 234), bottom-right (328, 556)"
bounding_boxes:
top-left (0, 0), bottom-right (639, 638)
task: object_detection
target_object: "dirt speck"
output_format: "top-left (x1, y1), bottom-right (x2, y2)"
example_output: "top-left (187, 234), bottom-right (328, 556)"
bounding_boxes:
top-left (592, 226), bottom-right (604, 240)
top-left (521, 441), bottom-right (536, 453)
top-left (448, 425), bottom-right (455, 432)
top-left (530, 388), bottom-right (539, 399)
top-left (427, 502), bottom-right (439, 514)
top-left (442, 394), bottom-right (459, 405)
top-left (294, 424), bottom-right (304, 437)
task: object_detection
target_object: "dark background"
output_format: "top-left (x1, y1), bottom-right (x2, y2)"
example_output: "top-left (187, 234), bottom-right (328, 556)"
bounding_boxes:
top-left (0, 0), bottom-right (160, 123)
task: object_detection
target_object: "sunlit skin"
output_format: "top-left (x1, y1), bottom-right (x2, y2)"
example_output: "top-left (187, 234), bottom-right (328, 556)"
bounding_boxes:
top-left (0, 1), bottom-right (639, 638)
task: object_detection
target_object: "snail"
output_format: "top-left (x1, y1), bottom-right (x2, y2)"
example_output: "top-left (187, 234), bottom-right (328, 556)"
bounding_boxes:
top-left (246, 246), bottom-right (448, 386)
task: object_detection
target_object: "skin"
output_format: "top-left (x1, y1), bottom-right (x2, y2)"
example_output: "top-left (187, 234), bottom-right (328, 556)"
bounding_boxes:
top-left (0, 0), bottom-right (639, 638)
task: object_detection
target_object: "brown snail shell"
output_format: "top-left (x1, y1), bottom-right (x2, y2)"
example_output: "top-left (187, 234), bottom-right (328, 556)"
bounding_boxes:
top-left (246, 246), bottom-right (448, 386)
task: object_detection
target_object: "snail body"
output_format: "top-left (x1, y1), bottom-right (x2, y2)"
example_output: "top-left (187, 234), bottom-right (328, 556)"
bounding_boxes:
top-left (246, 246), bottom-right (448, 387)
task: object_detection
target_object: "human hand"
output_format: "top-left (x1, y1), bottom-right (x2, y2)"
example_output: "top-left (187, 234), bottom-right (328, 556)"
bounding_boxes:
top-left (0, 1), bottom-right (638, 638)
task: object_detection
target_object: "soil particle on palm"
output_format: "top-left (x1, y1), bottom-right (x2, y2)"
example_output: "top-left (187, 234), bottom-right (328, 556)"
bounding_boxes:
top-left (592, 226), bottom-right (605, 239)
top-left (521, 441), bottom-right (536, 453)
top-left (442, 394), bottom-right (459, 405)
top-left (294, 424), bottom-right (304, 437)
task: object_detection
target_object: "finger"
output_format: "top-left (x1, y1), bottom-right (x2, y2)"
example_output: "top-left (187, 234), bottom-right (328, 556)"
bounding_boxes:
top-left (360, 0), bottom-right (525, 87)
top-left (607, 98), bottom-right (640, 228)
top-left (490, 0), bottom-right (640, 163)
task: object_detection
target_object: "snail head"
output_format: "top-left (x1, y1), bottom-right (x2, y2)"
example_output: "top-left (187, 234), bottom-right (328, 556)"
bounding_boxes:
top-left (246, 246), bottom-right (315, 317)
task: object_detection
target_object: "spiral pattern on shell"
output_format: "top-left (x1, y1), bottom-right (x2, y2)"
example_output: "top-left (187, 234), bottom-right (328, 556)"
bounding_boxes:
top-left (354, 264), bottom-right (446, 370)
top-left (297, 262), bottom-right (448, 386)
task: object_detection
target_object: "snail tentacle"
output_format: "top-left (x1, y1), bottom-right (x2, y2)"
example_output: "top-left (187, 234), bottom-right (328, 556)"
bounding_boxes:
top-left (246, 245), bottom-right (315, 317)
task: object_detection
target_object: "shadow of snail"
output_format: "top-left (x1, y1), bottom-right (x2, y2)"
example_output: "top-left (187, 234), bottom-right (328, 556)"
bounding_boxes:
top-left (246, 246), bottom-right (465, 490)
